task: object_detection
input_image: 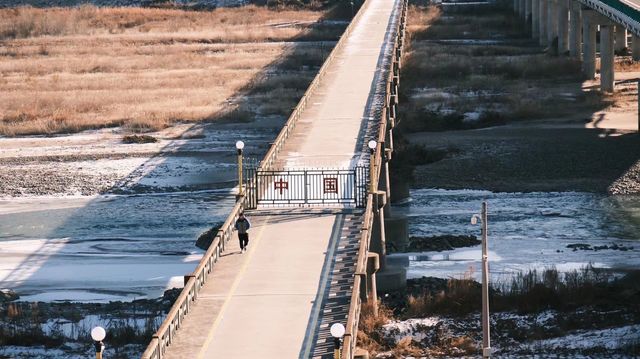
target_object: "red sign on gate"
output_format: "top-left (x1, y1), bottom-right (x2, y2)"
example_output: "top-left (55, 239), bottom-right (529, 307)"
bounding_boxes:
top-left (274, 178), bottom-right (289, 195)
top-left (323, 177), bottom-right (338, 194)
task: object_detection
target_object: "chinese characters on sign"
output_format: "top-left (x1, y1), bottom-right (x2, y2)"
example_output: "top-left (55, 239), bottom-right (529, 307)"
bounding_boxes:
top-left (323, 177), bottom-right (338, 194)
top-left (274, 178), bottom-right (289, 195)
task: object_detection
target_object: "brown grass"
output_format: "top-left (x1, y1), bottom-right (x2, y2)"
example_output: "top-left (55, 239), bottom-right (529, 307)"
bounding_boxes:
top-left (0, 5), bottom-right (339, 136)
top-left (0, 5), bottom-right (322, 40)
top-left (396, 2), bottom-right (612, 134)
top-left (357, 302), bottom-right (392, 356)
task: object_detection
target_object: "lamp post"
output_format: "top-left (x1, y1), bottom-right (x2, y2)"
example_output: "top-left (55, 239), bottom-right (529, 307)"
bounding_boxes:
top-left (235, 140), bottom-right (245, 196)
top-left (472, 202), bottom-right (490, 358)
top-left (91, 326), bottom-right (106, 359)
top-left (330, 322), bottom-right (345, 359)
top-left (367, 140), bottom-right (377, 193)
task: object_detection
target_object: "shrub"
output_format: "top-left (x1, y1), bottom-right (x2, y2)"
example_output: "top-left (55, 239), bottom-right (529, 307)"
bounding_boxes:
top-left (122, 134), bottom-right (158, 144)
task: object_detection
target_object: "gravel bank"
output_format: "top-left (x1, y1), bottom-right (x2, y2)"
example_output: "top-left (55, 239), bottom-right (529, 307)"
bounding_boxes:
top-left (406, 126), bottom-right (640, 194)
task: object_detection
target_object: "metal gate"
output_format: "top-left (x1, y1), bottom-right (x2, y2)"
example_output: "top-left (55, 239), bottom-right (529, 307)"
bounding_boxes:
top-left (245, 167), bottom-right (368, 208)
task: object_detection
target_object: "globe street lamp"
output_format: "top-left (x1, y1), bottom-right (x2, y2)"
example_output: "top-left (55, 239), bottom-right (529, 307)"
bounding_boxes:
top-left (472, 201), bottom-right (490, 358)
top-left (367, 140), bottom-right (377, 193)
top-left (235, 140), bottom-right (245, 197)
top-left (91, 326), bottom-right (106, 359)
top-left (330, 322), bottom-right (345, 359)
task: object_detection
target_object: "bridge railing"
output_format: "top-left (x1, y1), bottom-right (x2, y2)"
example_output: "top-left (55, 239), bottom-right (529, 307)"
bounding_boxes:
top-left (141, 0), bottom-right (379, 357)
top-left (141, 197), bottom-right (246, 359)
top-left (579, 0), bottom-right (640, 38)
top-left (259, 0), bottom-right (374, 171)
top-left (341, 0), bottom-right (408, 357)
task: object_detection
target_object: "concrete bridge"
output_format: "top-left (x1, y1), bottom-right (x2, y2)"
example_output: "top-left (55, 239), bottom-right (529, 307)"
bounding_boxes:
top-left (514, 0), bottom-right (640, 92)
top-left (141, 0), bottom-right (407, 357)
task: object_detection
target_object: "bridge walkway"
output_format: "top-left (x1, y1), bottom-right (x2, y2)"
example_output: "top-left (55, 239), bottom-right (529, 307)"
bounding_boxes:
top-left (160, 0), bottom-right (400, 356)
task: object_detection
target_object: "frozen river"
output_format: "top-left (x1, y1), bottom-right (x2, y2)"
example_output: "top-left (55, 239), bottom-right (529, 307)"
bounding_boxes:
top-left (390, 189), bottom-right (640, 284)
top-left (2, 188), bottom-right (639, 302)
top-left (0, 191), bottom-right (235, 302)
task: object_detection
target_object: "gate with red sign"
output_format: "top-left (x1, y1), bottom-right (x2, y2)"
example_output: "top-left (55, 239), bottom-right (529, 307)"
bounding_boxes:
top-left (246, 167), bottom-right (369, 208)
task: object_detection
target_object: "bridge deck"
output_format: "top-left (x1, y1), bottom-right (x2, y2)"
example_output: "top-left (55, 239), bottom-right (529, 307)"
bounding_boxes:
top-left (162, 0), bottom-right (400, 357)
top-left (274, 0), bottom-right (397, 169)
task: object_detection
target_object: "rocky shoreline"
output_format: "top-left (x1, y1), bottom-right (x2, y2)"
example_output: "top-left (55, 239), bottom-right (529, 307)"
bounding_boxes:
top-left (361, 271), bottom-right (640, 358)
top-left (388, 235), bottom-right (481, 254)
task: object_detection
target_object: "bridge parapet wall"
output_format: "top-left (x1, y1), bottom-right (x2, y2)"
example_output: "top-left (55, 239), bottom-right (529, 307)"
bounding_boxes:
top-left (341, 0), bottom-right (408, 357)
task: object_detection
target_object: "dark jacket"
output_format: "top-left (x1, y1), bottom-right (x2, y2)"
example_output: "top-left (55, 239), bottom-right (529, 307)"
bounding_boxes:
top-left (235, 217), bottom-right (251, 234)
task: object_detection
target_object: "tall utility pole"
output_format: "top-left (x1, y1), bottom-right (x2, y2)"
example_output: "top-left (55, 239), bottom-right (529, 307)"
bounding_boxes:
top-left (481, 201), bottom-right (491, 358)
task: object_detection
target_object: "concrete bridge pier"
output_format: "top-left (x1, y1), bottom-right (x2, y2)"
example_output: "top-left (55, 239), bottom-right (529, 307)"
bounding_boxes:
top-left (615, 27), bottom-right (628, 52)
top-left (539, 0), bottom-right (548, 45)
top-left (547, 0), bottom-right (559, 52)
top-left (532, 0), bottom-right (539, 38)
top-left (569, 1), bottom-right (582, 57)
top-left (582, 10), bottom-right (597, 79)
top-left (557, 0), bottom-right (569, 54)
top-left (583, 9), bottom-right (616, 91)
top-left (632, 35), bottom-right (640, 61)
top-left (600, 24), bottom-right (615, 92)
top-left (525, 0), bottom-right (533, 33)
top-left (382, 150), bottom-right (392, 218)
top-left (370, 190), bottom-right (406, 293)
top-left (364, 253), bottom-right (380, 315)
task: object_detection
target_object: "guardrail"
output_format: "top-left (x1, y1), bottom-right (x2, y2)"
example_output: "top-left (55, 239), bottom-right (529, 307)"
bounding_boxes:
top-left (259, 0), bottom-right (374, 171)
top-left (141, 197), bottom-right (246, 359)
top-left (341, 0), bottom-right (408, 357)
top-left (141, 1), bottom-right (379, 358)
top-left (580, 0), bottom-right (640, 37)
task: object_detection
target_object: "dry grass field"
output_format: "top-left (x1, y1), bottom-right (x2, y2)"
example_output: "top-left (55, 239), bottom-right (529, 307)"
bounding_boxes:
top-left (0, 5), bottom-right (343, 136)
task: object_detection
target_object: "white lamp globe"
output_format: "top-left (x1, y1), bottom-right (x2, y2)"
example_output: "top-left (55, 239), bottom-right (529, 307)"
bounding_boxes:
top-left (235, 141), bottom-right (245, 150)
top-left (91, 326), bottom-right (106, 341)
top-left (367, 140), bottom-right (377, 150)
top-left (330, 323), bottom-right (345, 338)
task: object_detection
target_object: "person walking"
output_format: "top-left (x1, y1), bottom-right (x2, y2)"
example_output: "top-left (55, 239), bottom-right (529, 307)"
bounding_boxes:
top-left (235, 212), bottom-right (251, 253)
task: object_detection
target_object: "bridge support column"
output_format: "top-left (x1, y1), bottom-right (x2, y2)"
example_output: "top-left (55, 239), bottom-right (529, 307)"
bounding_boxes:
top-left (557, 0), bottom-right (569, 55)
top-left (582, 12), bottom-right (597, 79)
top-left (371, 191), bottom-right (406, 293)
top-left (531, 0), bottom-right (539, 39)
top-left (520, 0), bottom-right (526, 19)
top-left (547, 0), bottom-right (558, 52)
top-left (615, 27), bottom-right (628, 53)
top-left (633, 35), bottom-right (640, 61)
top-left (569, 2), bottom-right (582, 57)
top-left (539, 0), bottom-right (548, 45)
top-left (600, 24), bottom-right (615, 93)
top-left (381, 148), bottom-right (392, 217)
top-left (370, 192), bottom-right (387, 269)
top-left (365, 253), bottom-right (379, 315)
top-left (525, 0), bottom-right (532, 32)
